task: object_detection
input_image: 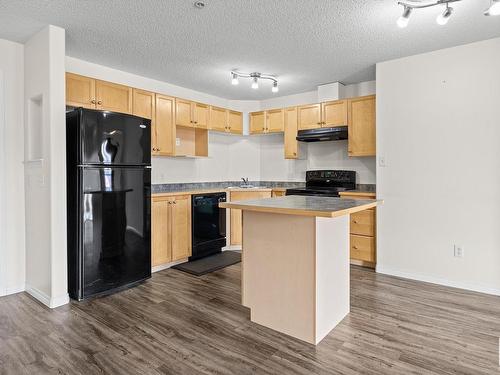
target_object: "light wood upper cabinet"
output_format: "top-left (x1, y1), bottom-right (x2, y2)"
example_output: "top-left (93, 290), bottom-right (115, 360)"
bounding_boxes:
top-left (154, 94), bottom-right (176, 156)
top-left (66, 73), bottom-right (96, 109)
top-left (297, 104), bottom-right (321, 130)
top-left (95, 80), bottom-right (132, 114)
top-left (348, 95), bottom-right (376, 157)
top-left (193, 102), bottom-right (209, 129)
top-left (209, 106), bottom-right (228, 132)
top-left (170, 195), bottom-right (192, 261)
top-left (132, 89), bottom-right (155, 120)
top-left (266, 109), bottom-right (284, 133)
top-left (250, 111), bottom-right (266, 134)
top-left (152, 194), bottom-right (192, 266)
top-left (284, 107), bottom-right (299, 159)
top-left (175, 98), bottom-right (193, 127)
top-left (322, 100), bottom-right (347, 128)
top-left (227, 110), bottom-right (243, 134)
top-left (152, 197), bottom-right (171, 267)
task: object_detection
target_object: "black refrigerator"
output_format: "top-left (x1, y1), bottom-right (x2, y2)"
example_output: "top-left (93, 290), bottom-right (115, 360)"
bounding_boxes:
top-left (66, 108), bottom-right (151, 301)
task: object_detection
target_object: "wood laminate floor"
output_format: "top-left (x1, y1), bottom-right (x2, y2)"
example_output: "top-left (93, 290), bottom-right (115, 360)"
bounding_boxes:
top-left (1, 265), bottom-right (499, 375)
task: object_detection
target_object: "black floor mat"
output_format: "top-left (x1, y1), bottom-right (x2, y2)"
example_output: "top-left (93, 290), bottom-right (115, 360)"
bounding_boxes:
top-left (171, 251), bottom-right (241, 276)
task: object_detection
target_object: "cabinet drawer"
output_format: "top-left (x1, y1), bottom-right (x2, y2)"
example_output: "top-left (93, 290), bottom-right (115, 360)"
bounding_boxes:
top-left (350, 235), bottom-right (375, 263)
top-left (350, 209), bottom-right (375, 236)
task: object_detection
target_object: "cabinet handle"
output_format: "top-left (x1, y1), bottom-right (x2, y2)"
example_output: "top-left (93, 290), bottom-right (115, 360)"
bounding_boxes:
top-left (353, 220), bottom-right (358, 224)
top-left (157, 148), bottom-right (161, 151)
top-left (172, 201), bottom-right (177, 205)
top-left (97, 100), bottom-right (102, 105)
top-left (353, 246), bottom-right (358, 250)
top-left (194, 121), bottom-right (198, 124)
top-left (91, 99), bottom-right (96, 104)
top-left (317, 122), bottom-right (321, 125)
top-left (293, 152), bottom-right (297, 156)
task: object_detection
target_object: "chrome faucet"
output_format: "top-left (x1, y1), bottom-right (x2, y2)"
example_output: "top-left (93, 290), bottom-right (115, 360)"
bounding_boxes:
top-left (241, 177), bottom-right (249, 185)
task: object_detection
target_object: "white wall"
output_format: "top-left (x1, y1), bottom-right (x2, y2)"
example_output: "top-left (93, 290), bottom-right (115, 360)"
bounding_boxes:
top-left (24, 25), bottom-right (68, 307)
top-left (0, 39), bottom-right (25, 296)
top-left (376, 37), bottom-right (500, 295)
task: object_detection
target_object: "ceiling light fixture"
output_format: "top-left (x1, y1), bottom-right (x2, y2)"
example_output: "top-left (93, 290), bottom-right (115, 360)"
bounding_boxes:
top-left (436, 3), bottom-right (453, 24)
top-left (397, 5), bottom-right (412, 28)
top-left (231, 72), bottom-right (239, 85)
top-left (485, 0), bottom-right (500, 15)
top-left (230, 71), bottom-right (279, 93)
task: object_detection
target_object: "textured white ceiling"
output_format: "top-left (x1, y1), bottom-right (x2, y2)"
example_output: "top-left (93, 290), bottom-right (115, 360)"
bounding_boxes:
top-left (0, 0), bottom-right (499, 100)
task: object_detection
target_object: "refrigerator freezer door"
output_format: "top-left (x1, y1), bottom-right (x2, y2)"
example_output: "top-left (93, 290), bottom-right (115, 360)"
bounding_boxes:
top-left (80, 109), bottom-right (151, 166)
top-left (80, 167), bottom-right (151, 299)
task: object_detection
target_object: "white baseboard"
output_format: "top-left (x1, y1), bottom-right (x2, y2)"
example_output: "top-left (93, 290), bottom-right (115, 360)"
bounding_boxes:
top-left (152, 258), bottom-right (187, 273)
top-left (0, 284), bottom-right (25, 297)
top-left (26, 285), bottom-right (70, 308)
top-left (376, 265), bottom-right (500, 296)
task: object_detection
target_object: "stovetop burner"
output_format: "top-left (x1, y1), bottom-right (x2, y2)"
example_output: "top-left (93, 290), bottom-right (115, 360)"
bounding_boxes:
top-left (285, 170), bottom-right (356, 197)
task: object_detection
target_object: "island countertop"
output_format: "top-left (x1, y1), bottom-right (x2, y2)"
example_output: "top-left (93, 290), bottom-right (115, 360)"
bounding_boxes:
top-left (219, 195), bottom-right (379, 218)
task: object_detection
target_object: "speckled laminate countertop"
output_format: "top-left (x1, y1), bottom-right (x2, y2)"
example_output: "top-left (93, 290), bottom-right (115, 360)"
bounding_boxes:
top-left (219, 195), bottom-right (379, 218)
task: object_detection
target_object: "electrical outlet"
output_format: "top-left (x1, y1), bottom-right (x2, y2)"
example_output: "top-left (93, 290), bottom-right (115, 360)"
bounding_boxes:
top-left (379, 155), bottom-right (387, 167)
top-left (176, 138), bottom-right (180, 146)
top-left (454, 245), bottom-right (464, 258)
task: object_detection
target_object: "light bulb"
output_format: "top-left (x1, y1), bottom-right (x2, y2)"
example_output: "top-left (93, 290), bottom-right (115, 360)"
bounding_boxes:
top-left (251, 77), bottom-right (259, 89)
top-left (436, 6), bottom-right (453, 25)
top-left (272, 82), bottom-right (279, 93)
top-left (397, 6), bottom-right (412, 28)
top-left (231, 73), bottom-right (239, 85)
top-left (485, 0), bottom-right (500, 15)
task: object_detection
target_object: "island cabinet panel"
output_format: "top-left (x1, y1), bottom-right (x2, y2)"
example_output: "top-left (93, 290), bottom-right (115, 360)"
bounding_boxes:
top-left (132, 89), bottom-right (155, 119)
top-left (152, 195), bottom-right (192, 267)
top-left (209, 106), bottom-right (228, 132)
top-left (175, 98), bottom-right (193, 127)
top-left (322, 100), bottom-right (348, 127)
top-left (230, 190), bottom-right (272, 245)
top-left (95, 80), bottom-right (133, 114)
top-left (297, 104), bottom-right (321, 130)
top-left (152, 197), bottom-right (172, 267)
top-left (66, 73), bottom-right (96, 109)
top-left (284, 107), bottom-right (299, 159)
top-left (250, 111), bottom-right (266, 134)
top-left (227, 110), bottom-right (243, 134)
top-left (170, 195), bottom-right (192, 261)
top-left (154, 94), bottom-right (176, 156)
top-left (266, 109), bottom-right (284, 133)
top-left (348, 95), bottom-right (376, 157)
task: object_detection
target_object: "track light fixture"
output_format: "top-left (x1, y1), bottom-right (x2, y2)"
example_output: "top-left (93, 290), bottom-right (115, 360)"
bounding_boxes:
top-left (397, 0), bottom-right (499, 27)
top-left (485, 0), bottom-right (500, 15)
top-left (230, 71), bottom-right (279, 93)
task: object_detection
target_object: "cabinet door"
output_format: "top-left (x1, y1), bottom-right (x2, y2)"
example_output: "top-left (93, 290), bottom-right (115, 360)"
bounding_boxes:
top-left (350, 234), bottom-right (376, 263)
top-left (322, 100), bottom-right (347, 127)
top-left (175, 98), bottom-right (193, 127)
top-left (228, 110), bottom-right (243, 134)
top-left (348, 95), bottom-right (376, 157)
top-left (171, 195), bottom-right (192, 261)
top-left (152, 197), bottom-right (171, 266)
top-left (66, 73), bottom-right (96, 109)
top-left (133, 89), bottom-right (155, 119)
top-left (284, 107), bottom-right (299, 159)
top-left (266, 109), bottom-right (284, 133)
top-left (193, 102), bottom-right (209, 129)
top-left (297, 104), bottom-right (321, 130)
top-left (155, 94), bottom-right (176, 156)
top-left (230, 191), bottom-right (272, 245)
top-left (209, 106), bottom-right (228, 132)
top-left (250, 111), bottom-right (266, 134)
top-left (95, 80), bottom-right (133, 114)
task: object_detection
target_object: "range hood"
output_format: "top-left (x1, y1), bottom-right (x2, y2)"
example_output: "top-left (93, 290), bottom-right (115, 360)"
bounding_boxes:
top-left (296, 126), bottom-right (348, 142)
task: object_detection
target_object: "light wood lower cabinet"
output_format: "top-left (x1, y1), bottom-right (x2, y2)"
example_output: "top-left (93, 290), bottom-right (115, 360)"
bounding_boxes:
top-left (339, 191), bottom-right (376, 268)
top-left (152, 195), bottom-right (192, 267)
top-left (271, 189), bottom-right (286, 197)
top-left (230, 190), bottom-right (272, 245)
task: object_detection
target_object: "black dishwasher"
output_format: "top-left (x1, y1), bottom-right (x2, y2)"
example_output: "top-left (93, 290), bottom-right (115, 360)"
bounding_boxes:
top-left (190, 192), bottom-right (227, 261)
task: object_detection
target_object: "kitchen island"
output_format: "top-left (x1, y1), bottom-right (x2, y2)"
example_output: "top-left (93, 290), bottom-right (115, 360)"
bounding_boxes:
top-left (219, 195), bottom-right (379, 345)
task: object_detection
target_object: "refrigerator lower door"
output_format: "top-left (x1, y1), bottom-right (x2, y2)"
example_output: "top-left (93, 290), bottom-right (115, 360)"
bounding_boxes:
top-left (79, 166), bottom-right (151, 299)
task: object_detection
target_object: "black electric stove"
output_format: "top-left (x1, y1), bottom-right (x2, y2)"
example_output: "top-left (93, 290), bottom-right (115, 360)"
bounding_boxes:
top-left (286, 170), bottom-right (356, 197)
